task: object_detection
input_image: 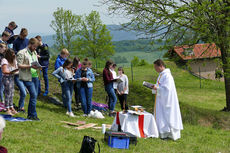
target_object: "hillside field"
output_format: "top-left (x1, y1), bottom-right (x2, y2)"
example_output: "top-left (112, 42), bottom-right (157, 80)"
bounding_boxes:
top-left (0, 60), bottom-right (229, 153)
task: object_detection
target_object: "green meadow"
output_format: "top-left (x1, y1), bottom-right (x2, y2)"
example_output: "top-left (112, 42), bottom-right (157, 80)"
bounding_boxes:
top-left (1, 60), bottom-right (229, 153)
top-left (110, 51), bottom-right (166, 67)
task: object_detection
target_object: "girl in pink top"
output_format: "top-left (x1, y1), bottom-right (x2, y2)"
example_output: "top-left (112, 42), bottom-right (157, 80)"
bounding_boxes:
top-left (1, 49), bottom-right (18, 115)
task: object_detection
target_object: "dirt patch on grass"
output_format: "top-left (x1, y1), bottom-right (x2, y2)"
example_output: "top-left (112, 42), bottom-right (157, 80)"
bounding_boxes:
top-left (198, 118), bottom-right (213, 127)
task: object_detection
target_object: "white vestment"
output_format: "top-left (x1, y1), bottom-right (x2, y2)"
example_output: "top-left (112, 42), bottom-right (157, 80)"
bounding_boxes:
top-left (154, 68), bottom-right (183, 140)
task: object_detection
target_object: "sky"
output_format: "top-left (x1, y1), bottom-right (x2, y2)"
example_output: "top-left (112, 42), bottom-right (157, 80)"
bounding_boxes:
top-left (0, 0), bottom-right (128, 36)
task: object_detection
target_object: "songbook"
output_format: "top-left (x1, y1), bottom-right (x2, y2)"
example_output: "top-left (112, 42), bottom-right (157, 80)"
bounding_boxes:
top-left (143, 81), bottom-right (154, 89)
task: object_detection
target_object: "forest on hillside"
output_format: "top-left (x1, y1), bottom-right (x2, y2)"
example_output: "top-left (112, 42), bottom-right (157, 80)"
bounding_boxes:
top-left (113, 39), bottom-right (165, 52)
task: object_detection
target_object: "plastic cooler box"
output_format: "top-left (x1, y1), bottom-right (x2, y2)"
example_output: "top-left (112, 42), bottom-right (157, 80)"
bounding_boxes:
top-left (104, 131), bottom-right (137, 149)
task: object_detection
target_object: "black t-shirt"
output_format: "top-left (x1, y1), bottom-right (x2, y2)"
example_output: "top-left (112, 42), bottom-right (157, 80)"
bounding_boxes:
top-left (81, 69), bottom-right (87, 88)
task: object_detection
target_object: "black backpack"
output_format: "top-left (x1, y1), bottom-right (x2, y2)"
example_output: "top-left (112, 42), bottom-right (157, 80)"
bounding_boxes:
top-left (79, 136), bottom-right (100, 153)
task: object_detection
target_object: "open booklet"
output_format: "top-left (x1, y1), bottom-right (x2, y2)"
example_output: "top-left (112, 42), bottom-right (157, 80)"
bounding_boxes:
top-left (31, 61), bottom-right (46, 68)
top-left (66, 78), bottom-right (81, 81)
top-left (143, 81), bottom-right (155, 89)
top-left (10, 68), bottom-right (19, 73)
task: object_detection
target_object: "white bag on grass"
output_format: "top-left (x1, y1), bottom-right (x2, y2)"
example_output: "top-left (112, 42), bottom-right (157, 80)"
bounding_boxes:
top-left (88, 110), bottom-right (105, 119)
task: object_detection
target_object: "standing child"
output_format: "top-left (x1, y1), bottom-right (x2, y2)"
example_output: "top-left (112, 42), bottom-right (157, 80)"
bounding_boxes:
top-left (52, 59), bottom-right (75, 117)
top-left (0, 43), bottom-right (6, 104)
top-left (103, 60), bottom-right (117, 116)
top-left (72, 57), bottom-right (81, 109)
top-left (13, 28), bottom-right (29, 54)
top-left (75, 61), bottom-right (95, 116)
top-left (4, 21), bottom-right (18, 45)
top-left (54, 48), bottom-right (69, 70)
top-left (35, 35), bottom-right (50, 96)
top-left (117, 67), bottom-right (129, 111)
top-left (1, 49), bottom-right (18, 115)
top-left (87, 60), bottom-right (99, 77)
top-left (110, 63), bottom-right (118, 90)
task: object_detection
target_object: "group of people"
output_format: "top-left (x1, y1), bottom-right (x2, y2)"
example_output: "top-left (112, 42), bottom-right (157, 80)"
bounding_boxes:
top-left (52, 50), bottom-right (129, 118)
top-left (0, 21), bottom-right (129, 119)
top-left (0, 21), bottom-right (50, 120)
top-left (103, 61), bottom-right (129, 116)
top-left (0, 21), bottom-right (183, 141)
top-left (52, 52), bottom-right (96, 117)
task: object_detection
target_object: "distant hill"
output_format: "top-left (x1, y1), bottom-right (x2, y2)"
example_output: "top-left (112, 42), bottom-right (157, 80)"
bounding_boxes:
top-left (107, 24), bottom-right (139, 41)
top-left (41, 24), bottom-right (141, 47)
top-left (113, 39), bottom-right (165, 52)
top-left (40, 35), bottom-right (55, 47)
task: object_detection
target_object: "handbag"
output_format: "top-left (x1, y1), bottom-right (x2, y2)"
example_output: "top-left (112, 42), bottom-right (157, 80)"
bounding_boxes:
top-left (79, 136), bottom-right (100, 153)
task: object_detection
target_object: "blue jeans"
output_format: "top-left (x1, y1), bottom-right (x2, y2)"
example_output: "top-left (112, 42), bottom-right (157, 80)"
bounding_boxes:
top-left (61, 81), bottom-right (73, 112)
top-left (23, 81), bottom-right (37, 117)
top-left (32, 77), bottom-right (40, 97)
top-left (38, 67), bottom-right (49, 94)
top-left (0, 69), bottom-right (4, 102)
top-left (80, 87), bottom-right (93, 114)
top-left (105, 83), bottom-right (117, 111)
top-left (14, 75), bottom-right (27, 109)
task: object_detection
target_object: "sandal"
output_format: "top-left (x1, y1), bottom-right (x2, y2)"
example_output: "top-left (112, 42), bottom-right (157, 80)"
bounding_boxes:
top-left (6, 110), bottom-right (13, 116)
top-left (10, 108), bottom-right (18, 115)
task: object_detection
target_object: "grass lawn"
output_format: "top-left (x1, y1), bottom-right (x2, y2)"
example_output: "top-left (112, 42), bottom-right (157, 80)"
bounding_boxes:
top-left (0, 61), bottom-right (230, 153)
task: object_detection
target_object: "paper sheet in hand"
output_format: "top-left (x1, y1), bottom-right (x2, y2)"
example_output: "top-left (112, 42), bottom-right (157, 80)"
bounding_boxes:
top-left (31, 61), bottom-right (45, 68)
top-left (143, 81), bottom-right (154, 89)
top-left (114, 77), bottom-right (122, 83)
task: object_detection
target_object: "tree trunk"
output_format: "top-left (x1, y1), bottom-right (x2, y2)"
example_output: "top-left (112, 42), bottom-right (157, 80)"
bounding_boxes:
top-left (220, 46), bottom-right (230, 111)
top-left (223, 73), bottom-right (230, 111)
top-left (95, 59), bottom-right (98, 69)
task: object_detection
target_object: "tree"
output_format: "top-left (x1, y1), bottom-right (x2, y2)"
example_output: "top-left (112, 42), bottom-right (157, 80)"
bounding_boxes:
top-left (131, 56), bottom-right (140, 67)
top-left (75, 11), bottom-right (115, 66)
top-left (102, 0), bottom-right (230, 111)
top-left (138, 59), bottom-right (148, 66)
top-left (50, 7), bottom-right (81, 52)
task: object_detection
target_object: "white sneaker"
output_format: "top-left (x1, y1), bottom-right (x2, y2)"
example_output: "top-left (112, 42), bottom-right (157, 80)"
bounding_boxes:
top-left (66, 111), bottom-right (70, 115)
top-left (82, 114), bottom-right (88, 117)
top-left (69, 112), bottom-right (75, 117)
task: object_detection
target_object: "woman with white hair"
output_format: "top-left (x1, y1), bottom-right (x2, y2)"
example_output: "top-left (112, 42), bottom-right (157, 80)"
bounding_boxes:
top-left (0, 116), bottom-right (7, 153)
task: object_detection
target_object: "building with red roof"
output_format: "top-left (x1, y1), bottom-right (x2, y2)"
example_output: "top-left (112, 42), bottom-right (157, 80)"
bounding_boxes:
top-left (168, 43), bottom-right (223, 81)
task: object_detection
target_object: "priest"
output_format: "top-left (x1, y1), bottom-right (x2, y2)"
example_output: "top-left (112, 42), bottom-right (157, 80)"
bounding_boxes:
top-left (152, 59), bottom-right (183, 140)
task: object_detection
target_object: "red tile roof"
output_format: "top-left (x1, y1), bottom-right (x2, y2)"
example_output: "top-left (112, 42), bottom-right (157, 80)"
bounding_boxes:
top-left (172, 43), bottom-right (221, 60)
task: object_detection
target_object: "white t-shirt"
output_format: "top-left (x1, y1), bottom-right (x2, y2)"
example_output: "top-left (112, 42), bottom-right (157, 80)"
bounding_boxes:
top-left (117, 74), bottom-right (129, 94)
top-left (1, 58), bottom-right (18, 76)
top-left (65, 69), bottom-right (74, 79)
top-left (110, 69), bottom-right (118, 89)
top-left (110, 69), bottom-right (117, 79)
